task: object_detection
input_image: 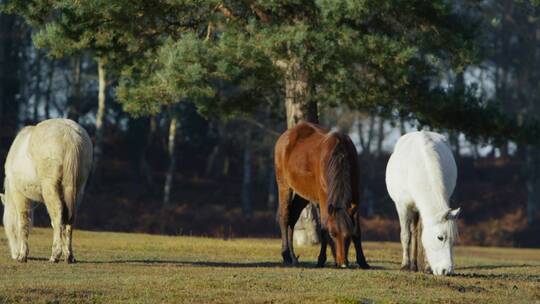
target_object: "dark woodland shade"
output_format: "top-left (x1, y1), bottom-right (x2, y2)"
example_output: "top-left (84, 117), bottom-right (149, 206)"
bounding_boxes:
top-left (0, 0), bottom-right (539, 246)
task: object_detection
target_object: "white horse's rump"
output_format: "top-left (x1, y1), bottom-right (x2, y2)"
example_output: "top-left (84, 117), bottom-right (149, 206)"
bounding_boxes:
top-left (1, 119), bottom-right (93, 263)
top-left (386, 131), bottom-right (461, 276)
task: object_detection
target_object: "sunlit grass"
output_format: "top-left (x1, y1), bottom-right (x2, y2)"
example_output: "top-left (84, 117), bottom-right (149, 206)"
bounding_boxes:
top-left (0, 228), bottom-right (539, 303)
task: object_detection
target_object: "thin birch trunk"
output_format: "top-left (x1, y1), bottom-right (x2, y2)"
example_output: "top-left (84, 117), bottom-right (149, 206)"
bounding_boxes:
top-left (44, 59), bottom-right (55, 119)
top-left (32, 50), bottom-right (42, 122)
top-left (241, 131), bottom-right (252, 218)
top-left (163, 114), bottom-right (178, 210)
top-left (92, 58), bottom-right (107, 179)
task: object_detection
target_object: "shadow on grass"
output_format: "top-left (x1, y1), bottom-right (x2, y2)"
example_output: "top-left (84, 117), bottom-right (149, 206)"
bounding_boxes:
top-left (452, 271), bottom-right (540, 282)
top-left (457, 264), bottom-right (540, 271)
top-left (27, 257), bottom-right (48, 261)
top-left (76, 259), bottom-right (383, 270)
top-left (81, 259), bottom-right (287, 268)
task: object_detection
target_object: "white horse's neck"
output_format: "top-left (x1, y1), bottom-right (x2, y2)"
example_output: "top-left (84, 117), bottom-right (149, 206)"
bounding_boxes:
top-left (410, 131), bottom-right (456, 223)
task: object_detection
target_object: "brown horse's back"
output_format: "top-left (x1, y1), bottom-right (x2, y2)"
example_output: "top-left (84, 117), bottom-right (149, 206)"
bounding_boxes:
top-left (275, 122), bottom-right (344, 206)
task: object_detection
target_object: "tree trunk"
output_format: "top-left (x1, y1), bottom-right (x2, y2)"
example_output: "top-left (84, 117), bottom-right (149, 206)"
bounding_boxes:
top-left (205, 144), bottom-right (220, 177)
top-left (399, 117), bottom-right (406, 135)
top-left (267, 161), bottom-right (276, 211)
top-left (67, 55), bottom-right (81, 121)
top-left (161, 112), bottom-right (179, 234)
top-left (141, 117), bottom-right (157, 193)
top-left (284, 59), bottom-right (318, 128)
top-left (526, 147), bottom-right (540, 224)
top-left (92, 58), bottom-right (107, 181)
top-left (0, 15), bottom-right (22, 130)
top-left (376, 116), bottom-right (384, 157)
top-left (163, 113), bottom-right (178, 211)
top-left (448, 131), bottom-right (461, 160)
top-left (279, 58), bottom-right (320, 245)
top-left (44, 59), bottom-right (55, 119)
top-left (32, 50), bottom-right (42, 122)
top-left (241, 131), bottom-right (252, 218)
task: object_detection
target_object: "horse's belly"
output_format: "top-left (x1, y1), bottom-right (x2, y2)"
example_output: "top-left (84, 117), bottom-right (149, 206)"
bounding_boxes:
top-left (287, 174), bottom-right (320, 203)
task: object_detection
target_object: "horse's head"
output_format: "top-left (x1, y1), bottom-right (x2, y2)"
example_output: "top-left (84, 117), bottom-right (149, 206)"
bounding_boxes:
top-left (326, 204), bottom-right (355, 268)
top-left (422, 207), bottom-right (461, 275)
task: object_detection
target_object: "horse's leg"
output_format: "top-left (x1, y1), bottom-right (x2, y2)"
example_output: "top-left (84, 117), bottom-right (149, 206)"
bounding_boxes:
top-left (13, 192), bottom-right (32, 263)
top-left (3, 196), bottom-right (20, 260)
top-left (317, 230), bottom-right (328, 267)
top-left (344, 237), bottom-right (351, 266)
top-left (424, 254), bottom-right (432, 274)
top-left (63, 218), bottom-right (75, 264)
top-left (287, 196), bottom-right (309, 265)
top-left (328, 237), bottom-right (337, 266)
top-left (398, 207), bottom-right (412, 271)
top-left (63, 224), bottom-right (75, 263)
top-left (409, 211), bottom-right (420, 272)
top-left (62, 186), bottom-right (79, 264)
top-left (418, 220), bottom-right (432, 274)
top-left (42, 180), bottom-right (65, 263)
top-left (421, 216), bottom-right (432, 274)
top-left (278, 184), bottom-right (293, 264)
top-left (352, 210), bottom-right (370, 269)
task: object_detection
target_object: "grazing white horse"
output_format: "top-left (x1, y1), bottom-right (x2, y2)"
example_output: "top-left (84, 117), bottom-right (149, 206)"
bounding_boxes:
top-left (386, 131), bottom-right (461, 276)
top-left (1, 119), bottom-right (93, 263)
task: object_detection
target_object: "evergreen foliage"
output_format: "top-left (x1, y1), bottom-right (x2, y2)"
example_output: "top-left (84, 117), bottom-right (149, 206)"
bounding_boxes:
top-left (2, 0), bottom-right (540, 144)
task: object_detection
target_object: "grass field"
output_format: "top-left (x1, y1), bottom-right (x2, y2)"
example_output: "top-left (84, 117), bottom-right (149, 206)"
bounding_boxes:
top-left (0, 228), bottom-right (539, 303)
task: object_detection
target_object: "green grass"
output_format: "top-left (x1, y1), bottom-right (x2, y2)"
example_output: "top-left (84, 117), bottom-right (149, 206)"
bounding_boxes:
top-left (0, 228), bottom-right (539, 303)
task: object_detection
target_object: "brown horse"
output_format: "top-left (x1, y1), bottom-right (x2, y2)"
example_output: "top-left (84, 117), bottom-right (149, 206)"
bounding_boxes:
top-left (274, 122), bottom-right (369, 268)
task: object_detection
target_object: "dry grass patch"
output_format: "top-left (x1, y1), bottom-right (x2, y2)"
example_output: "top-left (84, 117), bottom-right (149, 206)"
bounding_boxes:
top-left (0, 228), bottom-right (538, 303)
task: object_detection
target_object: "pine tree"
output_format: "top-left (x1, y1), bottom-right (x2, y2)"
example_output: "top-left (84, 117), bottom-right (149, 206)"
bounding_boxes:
top-left (5, 0), bottom-right (540, 227)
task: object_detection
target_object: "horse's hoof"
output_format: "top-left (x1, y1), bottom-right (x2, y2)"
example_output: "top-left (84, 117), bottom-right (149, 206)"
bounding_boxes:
top-left (339, 264), bottom-right (348, 269)
top-left (49, 257), bottom-right (60, 263)
top-left (16, 256), bottom-right (27, 263)
top-left (424, 266), bottom-right (433, 274)
top-left (358, 262), bottom-right (370, 270)
top-left (66, 256), bottom-right (76, 264)
top-left (282, 251), bottom-right (293, 265)
top-left (410, 264), bottom-right (418, 272)
top-left (290, 254), bottom-right (300, 266)
top-left (400, 264), bottom-right (411, 271)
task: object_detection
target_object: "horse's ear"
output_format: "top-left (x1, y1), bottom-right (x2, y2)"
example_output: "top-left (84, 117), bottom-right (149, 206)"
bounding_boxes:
top-left (0, 193), bottom-right (5, 205)
top-left (445, 207), bottom-right (461, 220)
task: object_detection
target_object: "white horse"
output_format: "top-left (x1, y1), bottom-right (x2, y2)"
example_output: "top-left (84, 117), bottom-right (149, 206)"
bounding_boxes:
top-left (1, 119), bottom-right (93, 263)
top-left (386, 131), bottom-right (461, 276)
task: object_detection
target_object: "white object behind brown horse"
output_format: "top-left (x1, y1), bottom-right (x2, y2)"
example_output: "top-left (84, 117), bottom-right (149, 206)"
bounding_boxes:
top-left (1, 119), bottom-right (92, 263)
top-left (386, 131), bottom-right (461, 276)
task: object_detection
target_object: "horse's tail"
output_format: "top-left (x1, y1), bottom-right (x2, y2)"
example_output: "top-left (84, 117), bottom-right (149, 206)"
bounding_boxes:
top-left (325, 132), bottom-right (356, 228)
top-left (62, 133), bottom-right (84, 224)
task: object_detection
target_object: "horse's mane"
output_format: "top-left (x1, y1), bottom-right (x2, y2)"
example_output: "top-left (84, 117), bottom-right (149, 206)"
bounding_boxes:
top-left (418, 131), bottom-right (456, 210)
top-left (325, 132), bottom-right (357, 228)
top-left (446, 216), bottom-right (459, 242)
